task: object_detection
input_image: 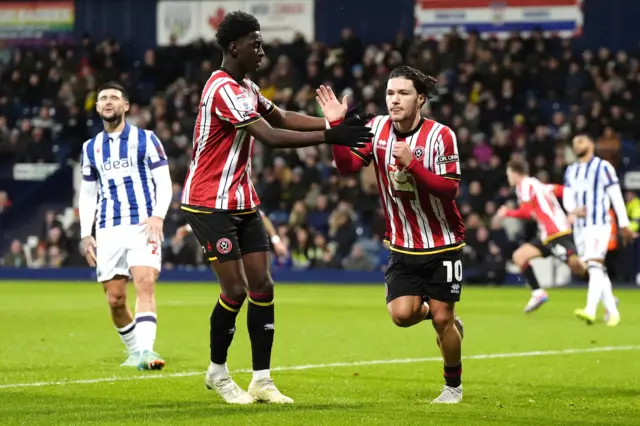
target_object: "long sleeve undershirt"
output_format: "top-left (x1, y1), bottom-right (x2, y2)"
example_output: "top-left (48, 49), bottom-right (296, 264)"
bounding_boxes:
top-left (151, 165), bottom-right (172, 219)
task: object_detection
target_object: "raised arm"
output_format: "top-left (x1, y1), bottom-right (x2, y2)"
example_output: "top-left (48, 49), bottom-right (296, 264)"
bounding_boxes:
top-left (213, 82), bottom-right (371, 149)
top-left (265, 106), bottom-right (327, 131)
top-left (330, 118), bottom-right (374, 175)
top-left (246, 79), bottom-right (327, 131)
top-left (315, 86), bottom-right (375, 174)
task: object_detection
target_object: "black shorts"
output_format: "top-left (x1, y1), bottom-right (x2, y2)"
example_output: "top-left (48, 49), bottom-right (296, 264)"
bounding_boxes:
top-left (183, 209), bottom-right (269, 263)
top-left (531, 233), bottom-right (577, 262)
top-left (384, 248), bottom-right (463, 304)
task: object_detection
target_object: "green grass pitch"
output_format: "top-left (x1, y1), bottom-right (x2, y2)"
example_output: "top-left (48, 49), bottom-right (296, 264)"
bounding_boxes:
top-left (1, 282), bottom-right (639, 425)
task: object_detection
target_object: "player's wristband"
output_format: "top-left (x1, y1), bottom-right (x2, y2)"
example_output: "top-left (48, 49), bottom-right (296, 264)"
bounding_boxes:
top-left (326, 119), bottom-right (344, 128)
top-left (271, 235), bottom-right (281, 244)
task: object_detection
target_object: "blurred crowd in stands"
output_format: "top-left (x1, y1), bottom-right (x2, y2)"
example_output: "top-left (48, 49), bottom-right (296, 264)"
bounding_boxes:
top-left (1, 29), bottom-right (640, 281)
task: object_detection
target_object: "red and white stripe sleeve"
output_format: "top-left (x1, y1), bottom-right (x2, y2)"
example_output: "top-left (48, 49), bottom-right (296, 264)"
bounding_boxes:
top-left (214, 81), bottom-right (262, 127)
top-left (432, 127), bottom-right (460, 178)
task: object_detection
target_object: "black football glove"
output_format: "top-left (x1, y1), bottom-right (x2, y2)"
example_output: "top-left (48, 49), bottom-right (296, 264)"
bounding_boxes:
top-left (324, 120), bottom-right (373, 148)
top-left (344, 103), bottom-right (362, 119)
top-left (343, 113), bottom-right (375, 127)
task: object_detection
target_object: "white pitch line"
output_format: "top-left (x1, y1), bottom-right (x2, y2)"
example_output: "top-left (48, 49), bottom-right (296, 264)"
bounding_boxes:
top-left (1, 345), bottom-right (638, 390)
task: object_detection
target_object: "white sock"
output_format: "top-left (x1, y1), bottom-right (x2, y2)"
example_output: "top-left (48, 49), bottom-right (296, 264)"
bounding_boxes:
top-left (116, 321), bottom-right (138, 353)
top-left (208, 362), bottom-right (229, 380)
top-left (599, 267), bottom-right (619, 317)
top-left (252, 369), bottom-right (270, 382)
top-left (135, 312), bottom-right (157, 352)
top-left (585, 261), bottom-right (604, 316)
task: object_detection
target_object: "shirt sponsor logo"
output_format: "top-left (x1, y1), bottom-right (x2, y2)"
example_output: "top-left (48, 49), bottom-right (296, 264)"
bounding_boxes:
top-left (436, 154), bottom-right (459, 164)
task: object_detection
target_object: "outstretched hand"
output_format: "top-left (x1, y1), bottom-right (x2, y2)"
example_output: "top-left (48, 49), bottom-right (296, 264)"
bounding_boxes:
top-left (316, 85), bottom-right (348, 123)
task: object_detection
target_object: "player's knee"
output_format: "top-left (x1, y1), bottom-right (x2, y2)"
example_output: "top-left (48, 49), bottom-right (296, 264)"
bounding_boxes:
top-left (390, 311), bottom-right (414, 328)
top-left (222, 282), bottom-right (248, 303)
top-left (431, 310), bottom-right (455, 335)
top-left (512, 249), bottom-right (527, 267)
top-left (387, 305), bottom-right (416, 328)
top-left (135, 274), bottom-right (156, 296)
top-left (248, 272), bottom-right (274, 295)
top-left (106, 291), bottom-right (127, 310)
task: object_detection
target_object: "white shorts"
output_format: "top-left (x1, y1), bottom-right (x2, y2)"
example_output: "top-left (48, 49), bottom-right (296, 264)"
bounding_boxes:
top-left (95, 225), bottom-right (162, 282)
top-left (573, 224), bottom-right (611, 262)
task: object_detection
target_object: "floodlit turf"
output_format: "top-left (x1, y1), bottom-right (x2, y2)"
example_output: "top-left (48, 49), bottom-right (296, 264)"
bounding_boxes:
top-left (0, 282), bottom-right (639, 425)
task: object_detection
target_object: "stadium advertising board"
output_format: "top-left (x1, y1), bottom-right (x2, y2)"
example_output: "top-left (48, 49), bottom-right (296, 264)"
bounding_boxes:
top-left (0, 1), bottom-right (74, 44)
top-left (157, 0), bottom-right (314, 45)
top-left (415, 0), bottom-right (583, 38)
top-left (13, 163), bottom-right (59, 181)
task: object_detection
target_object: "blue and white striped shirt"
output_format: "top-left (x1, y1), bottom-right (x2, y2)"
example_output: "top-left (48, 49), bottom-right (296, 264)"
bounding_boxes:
top-left (81, 123), bottom-right (168, 229)
top-left (564, 156), bottom-right (619, 229)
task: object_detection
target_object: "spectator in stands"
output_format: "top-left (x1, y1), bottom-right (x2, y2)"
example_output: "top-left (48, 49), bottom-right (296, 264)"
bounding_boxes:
top-left (306, 233), bottom-right (331, 268)
top-left (3, 239), bottom-right (27, 267)
top-left (289, 200), bottom-right (307, 228)
top-left (597, 126), bottom-right (622, 168)
top-left (290, 227), bottom-right (312, 270)
top-left (328, 205), bottom-right (357, 262)
top-left (29, 243), bottom-right (48, 268)
top-left (307, 194), bottom-right (331, 236)
top-left (162, 226), bottom-right (200, 269)
top-left (47, 245), bottom-right (65, 268)
top-left (343, 243), bottom-right (375, 271)
top-left (41, 210), bottom-right (63, 241)
top-left (0, 191), bottom-right (10, 214)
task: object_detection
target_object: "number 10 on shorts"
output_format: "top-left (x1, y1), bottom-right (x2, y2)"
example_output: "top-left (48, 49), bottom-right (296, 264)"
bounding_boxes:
top-left (443, 260), bottom-right (462, 282)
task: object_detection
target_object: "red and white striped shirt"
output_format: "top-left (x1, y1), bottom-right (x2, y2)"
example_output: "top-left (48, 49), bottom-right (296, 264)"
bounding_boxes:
top-left (507, 177), bottom-right (570, 241)
top-left (351, 116), bottom-right (465, 253)
top-left (181, 70), bottom-right (274, 211)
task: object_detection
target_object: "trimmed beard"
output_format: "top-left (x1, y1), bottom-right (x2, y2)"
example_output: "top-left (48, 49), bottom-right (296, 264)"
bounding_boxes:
top-left (101, 113), bottom-right (123, 125)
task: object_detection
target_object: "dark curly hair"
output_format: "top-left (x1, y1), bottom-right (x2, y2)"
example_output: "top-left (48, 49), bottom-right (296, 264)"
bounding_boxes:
top-left (389, 66), bottom-right (439, 100)
top-left (215, 11), bottom-right (261, 52)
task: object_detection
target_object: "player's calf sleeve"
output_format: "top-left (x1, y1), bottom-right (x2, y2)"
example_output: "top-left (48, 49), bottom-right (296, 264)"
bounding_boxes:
top-left (441, 320), bottom-right (462, 388)
top-left (210, 294), bottom-right (244, 364)
top-left (522, 263), bottom-right (541, 290)
top-left (444, 363), bottom-right (462, 388)
top-left (247, 291), bottom-right (275, 371)
top-left (135, 312), bottom-right (157, 352)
